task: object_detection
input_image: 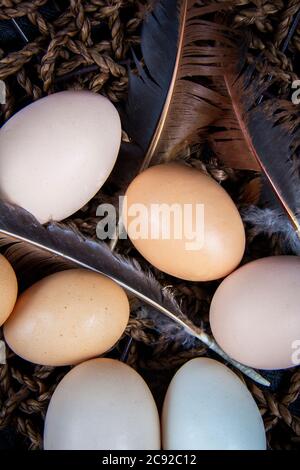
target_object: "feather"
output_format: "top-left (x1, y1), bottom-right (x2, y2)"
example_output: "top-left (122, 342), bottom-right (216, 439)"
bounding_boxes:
top-left (206, 8), bottom-right (300, 243)
top-left (110, 0), bottom-right (233, 249)
top-left (211, 7), bottom-right (300, 171)
top-left (0, 200), bottom-right (268, 386)
top-left (123, 0), bottom-right (300, 244)
top-left (0, 340), bottom-right (5, 364)
top-left (0, 201), bottom-right (182, 315)
top-left (124, 0), bottom-right (232, 169)
top-left (242, 205), bottom-right (300, 255)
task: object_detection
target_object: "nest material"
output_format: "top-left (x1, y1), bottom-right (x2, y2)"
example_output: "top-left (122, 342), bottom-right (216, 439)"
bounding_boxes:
top-left (0, 0), bottom-right (300, 450)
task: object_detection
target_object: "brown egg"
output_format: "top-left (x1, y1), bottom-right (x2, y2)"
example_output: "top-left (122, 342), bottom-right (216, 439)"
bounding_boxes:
top-left (4, 269), bottom-right (129, 366)
top-left (0, 254), bottom-right (18, 326)
top-left (123, 164), bottom-right (245, 281)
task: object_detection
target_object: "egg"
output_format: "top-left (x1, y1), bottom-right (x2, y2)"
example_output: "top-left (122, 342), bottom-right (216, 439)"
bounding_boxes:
top-left (162, 358), bottom-right (266, 450)
top-left (210, 256), bottom-right (300, 370)
top-left (123, 163), bottom-right (245, 281)
top-left (0, 91), bottom-right (121, 223)
top-left (0, 254), bottom-right (18, 326)
top-left (44, 358), bottom-right (160, 449)
top-left (4, 269), bottom-right (129, 366)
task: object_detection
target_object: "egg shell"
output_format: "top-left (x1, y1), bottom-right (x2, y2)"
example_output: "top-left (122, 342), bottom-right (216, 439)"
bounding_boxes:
top-left (0, 254), bottom-right (18, 326)
top-left (0, 91), bottom-right (121, 223)
top-left (210, 256), bottom-right (300, 370)
top-left (44, 358), bottom-right (160, 450)
top-left (123, 163), bottom-right (245, 281)
top-left (4, 269), bottom-right (129, 366)
top-left (162, 358), bottom-right (266, 450)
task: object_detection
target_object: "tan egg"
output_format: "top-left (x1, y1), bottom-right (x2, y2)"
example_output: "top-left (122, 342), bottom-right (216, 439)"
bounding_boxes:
top-left (210, 256), bottom-right (300, 370)
top-left (0, 254), bottom-right (18, 326)
top-left (123, 163), bottom-right (245, 281)
top-left (44, 358), bottom-right (160, 450)
top-left (4, 269), bottom-right (129, 366)
top-left (0, 91), bottom-right (121, 223)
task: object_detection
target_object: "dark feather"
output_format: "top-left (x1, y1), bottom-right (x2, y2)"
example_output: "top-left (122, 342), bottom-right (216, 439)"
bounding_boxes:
top-left (0, 201), bottom-right (268, 385)
top-left (125, 0), bottom-right (179, 155)
top-left (125, 0), bottom-right (232, 169)
top-left (210, 62), bottom-right (300, 238)
top-left (204, 9), bottom-right (300, 243)
top-left (0, 201), bottom-right (207, 351)
top-left (0, 200), bottom-right (184, 319)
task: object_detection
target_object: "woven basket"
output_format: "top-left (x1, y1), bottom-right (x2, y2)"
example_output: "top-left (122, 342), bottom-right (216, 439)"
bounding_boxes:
top-left (0, 0), bottom-right (300, 450)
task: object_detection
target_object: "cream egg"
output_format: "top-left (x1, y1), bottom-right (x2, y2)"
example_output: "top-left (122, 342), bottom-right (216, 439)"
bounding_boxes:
top-left (44, 358), bottom-right (160, 449)
top-left (162, 358), bottom-right (266, 450)
top-left (123, 163), bottom-right (245, 281)
top-left (0, 91), bottom-right (121, 223)
top-left (4, 269), bottom-right (129, 366)
top-left (0, 254), bottom-right (18, 326)
top-left (210, 256), bottom-right (300, 370)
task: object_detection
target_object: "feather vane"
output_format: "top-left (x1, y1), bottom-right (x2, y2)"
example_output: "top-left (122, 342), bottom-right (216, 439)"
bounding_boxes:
top-left (0, 201), bottom-right (268, 386)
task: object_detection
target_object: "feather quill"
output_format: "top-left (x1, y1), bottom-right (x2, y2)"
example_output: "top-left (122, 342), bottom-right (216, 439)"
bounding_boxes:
top-left (0, 200), bottom-right (268, 386)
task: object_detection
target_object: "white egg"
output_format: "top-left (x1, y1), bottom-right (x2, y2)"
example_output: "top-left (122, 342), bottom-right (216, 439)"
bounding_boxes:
top-left (0, 91), bottom-right (121, 223)
top-left (44, 358), bottom-right (160, 450)
top-left (162, 358), bottom-right (266, 450)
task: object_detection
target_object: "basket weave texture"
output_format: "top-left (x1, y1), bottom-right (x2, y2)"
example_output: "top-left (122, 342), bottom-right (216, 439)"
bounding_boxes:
top-left (0, 0), bottom-right (300, 450)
